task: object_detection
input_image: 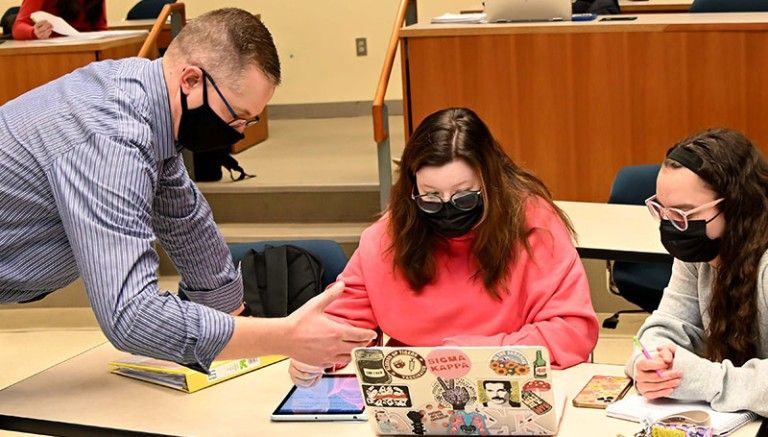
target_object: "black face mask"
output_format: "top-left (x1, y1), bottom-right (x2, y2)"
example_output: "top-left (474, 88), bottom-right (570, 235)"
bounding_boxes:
top-left (422, 201), bottom-right (484, 238)
top-left (178, 74), bottom-right (244, 153)
top-left (659, 220), bottom-right (720, 263)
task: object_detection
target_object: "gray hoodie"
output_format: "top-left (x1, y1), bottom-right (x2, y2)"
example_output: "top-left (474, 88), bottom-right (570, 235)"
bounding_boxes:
top-left (625, 254), bottom-right (768, 416)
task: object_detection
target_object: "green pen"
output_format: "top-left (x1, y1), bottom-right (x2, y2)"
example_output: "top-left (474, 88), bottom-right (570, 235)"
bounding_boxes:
top-left (633, 336), bottom-right (664, 378)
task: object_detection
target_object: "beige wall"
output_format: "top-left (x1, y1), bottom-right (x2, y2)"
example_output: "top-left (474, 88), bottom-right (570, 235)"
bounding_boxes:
top-left (1, 0), bottom-right (415, 105)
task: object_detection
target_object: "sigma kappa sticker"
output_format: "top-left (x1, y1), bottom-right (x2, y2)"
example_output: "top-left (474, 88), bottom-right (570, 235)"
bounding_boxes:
top-left (489, 350), bottom-right (530, 377)
top-left (383, 349), bottom-right (427, 380)
top-left (426, 349), bottom-right (471, 379)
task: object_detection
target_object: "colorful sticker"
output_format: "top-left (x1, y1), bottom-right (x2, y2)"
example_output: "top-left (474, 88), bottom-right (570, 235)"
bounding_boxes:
top-left (419, 403), bottom-right (452, 428)
top-left (432, 378), bottom-right (477, 411)
top-left (477, 379), bottom-right (521, 408)
top-left (383, 349), bottom-right (427, 380)
top-left (363, 384), bottom-right (413, 408)
top-left (448, 410), bottom-right (491, 435)
top-left (532, 349), bottom-right (549, 380)
top-left (489, 350), bottom-right (530, 377)
top-left (522, 379), bottom-right (551, 394)
top-left (355, 349), bottom-right (392, 384)
top-left (372, 409), bottom-right (410, 434)
top-left (406, 410), bottom-right (426, 435)
top-left (520, 390), bottom-right (552, 415)
top-left (426, 349), bottom-right (472, 379)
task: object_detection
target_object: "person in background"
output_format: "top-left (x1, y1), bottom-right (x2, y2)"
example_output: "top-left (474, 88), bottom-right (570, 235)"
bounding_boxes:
top-left (12, 0), bottom-right (106, 40)
top-left (290, 107), bottom-right (599, 387)
top-left (628, 128), bottom-right (768, 416)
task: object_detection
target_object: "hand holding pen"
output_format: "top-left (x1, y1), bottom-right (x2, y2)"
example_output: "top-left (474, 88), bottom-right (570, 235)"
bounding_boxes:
top-left (632, 336), bottom-right (683, 400)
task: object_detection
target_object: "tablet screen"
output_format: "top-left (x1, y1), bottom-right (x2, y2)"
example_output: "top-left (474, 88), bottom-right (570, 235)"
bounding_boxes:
top-left (274, 374), bottom-right (365, 415)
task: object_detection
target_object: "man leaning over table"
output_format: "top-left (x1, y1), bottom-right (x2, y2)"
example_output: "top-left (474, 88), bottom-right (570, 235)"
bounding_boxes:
top-left (0, 8), bottom-right (376, 373)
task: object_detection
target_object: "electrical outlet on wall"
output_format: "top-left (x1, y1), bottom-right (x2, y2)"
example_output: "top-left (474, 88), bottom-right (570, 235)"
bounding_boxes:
top-left (355, 37), bottom-right (367, 56)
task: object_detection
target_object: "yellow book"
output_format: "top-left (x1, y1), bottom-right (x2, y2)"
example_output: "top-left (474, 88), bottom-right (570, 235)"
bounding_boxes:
top-left (109, 354), bottom-right (286, 393)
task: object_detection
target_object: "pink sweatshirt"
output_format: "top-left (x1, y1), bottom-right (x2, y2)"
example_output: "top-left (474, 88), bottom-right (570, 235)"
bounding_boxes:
top-left (326, 196), bottom-right (599, 369)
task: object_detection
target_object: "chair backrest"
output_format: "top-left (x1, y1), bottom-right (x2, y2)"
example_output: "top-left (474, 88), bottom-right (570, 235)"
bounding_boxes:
top-left (608, 164), bottom-right (660, 206)
top-left (608, 164), bottom-right (671, 313)
top-left (690, 0), bottom-right (768, 12)
top-left (127, 0), bottom-right (176, 20)
top-left (137, 2), bottom-right (185, 60)
top-left (1, 6), bottom-right (19, 36)
top-left (229, 240), bottom-right (349, 289)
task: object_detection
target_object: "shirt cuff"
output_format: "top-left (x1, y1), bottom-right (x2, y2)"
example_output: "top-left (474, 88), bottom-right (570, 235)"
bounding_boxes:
top-left (179, 266), bottom-right (244, 313)
top-left (180, 306), bottom-right (235, 374)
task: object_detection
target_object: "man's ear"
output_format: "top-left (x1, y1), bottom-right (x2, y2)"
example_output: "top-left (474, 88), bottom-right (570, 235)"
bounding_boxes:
top-left (179, 66), bottom-right (203, 95)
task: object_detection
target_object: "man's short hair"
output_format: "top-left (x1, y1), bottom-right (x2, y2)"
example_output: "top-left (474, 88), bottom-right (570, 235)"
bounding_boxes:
top-left (484, 380), bottom-right (511, 390)
top-left (166, 8), bottom-right (281, 87)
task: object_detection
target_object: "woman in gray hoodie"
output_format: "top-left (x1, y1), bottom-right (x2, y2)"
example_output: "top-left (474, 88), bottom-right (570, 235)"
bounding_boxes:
top-left (626, 128), bottom-right (768, 416)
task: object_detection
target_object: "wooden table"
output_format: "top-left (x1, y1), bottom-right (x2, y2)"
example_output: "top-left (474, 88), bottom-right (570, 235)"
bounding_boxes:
top-left (619, 0), bottom-right (692, 13)
top-left (0, 342), bottom-right (758, 436)
top-left (400, 13), bottom-right (768, 202)
top-left (557, 201), bottom-right (670, 263)
top-left (0, 33), bottom-right (146, 105)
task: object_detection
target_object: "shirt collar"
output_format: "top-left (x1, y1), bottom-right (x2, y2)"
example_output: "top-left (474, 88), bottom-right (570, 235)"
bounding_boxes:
top-left (142, 58), bottom-right (176, 161)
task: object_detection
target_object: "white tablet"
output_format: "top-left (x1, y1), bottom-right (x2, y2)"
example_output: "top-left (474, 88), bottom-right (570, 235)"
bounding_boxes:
top-left (271, 374), bottom-right (368, 422)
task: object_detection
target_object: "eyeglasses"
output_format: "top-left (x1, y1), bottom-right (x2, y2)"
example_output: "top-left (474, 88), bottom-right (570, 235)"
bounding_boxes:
top-left (202, 70), bottom-right (261, 129)
top-left (412, 189), bottom-right (482, 214)
top-left (644, 194), bottom-right (724, 231)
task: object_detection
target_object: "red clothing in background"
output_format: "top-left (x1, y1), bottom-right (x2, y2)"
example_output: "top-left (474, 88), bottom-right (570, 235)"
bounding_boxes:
top-left (325, 196), bottom-right (599, 369)
top-left (12, 0), bottom-right (107, 40)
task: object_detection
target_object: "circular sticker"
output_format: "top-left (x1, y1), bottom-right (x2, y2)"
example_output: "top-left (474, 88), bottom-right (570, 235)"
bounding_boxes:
top-left (489, 350), bottom-right (530, 376)
top-left (383, 349), bottom-right (427, 380)
top-left (426, 349), bottom-right (472, 379)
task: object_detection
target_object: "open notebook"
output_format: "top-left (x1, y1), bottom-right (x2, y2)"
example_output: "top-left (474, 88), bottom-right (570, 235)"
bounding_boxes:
top-left (606, 394), bottom-right (757, 436)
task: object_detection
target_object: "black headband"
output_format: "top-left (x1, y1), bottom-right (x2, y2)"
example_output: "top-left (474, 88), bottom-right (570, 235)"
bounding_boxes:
top-left (667, 146), bottom-right (704, 175)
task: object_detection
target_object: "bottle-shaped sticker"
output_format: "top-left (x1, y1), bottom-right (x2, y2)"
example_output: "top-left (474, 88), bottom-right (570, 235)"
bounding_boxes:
top-left (356, 349), bottom-right (392, 384)
top-left (533, 350), bottom-right (547, 379)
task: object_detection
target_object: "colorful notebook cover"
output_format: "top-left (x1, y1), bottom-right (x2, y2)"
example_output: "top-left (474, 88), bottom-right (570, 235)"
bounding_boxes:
top-left (109, 354), bottom-right (286, 393)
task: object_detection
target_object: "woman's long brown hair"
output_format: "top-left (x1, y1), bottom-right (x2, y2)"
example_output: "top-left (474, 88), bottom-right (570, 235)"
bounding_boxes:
top-left (57, 0), bottom-right (103, 25)
top-left (388, 108), bottom-right (573, 299)
top-left (664, 128), bottom-right (768, 366)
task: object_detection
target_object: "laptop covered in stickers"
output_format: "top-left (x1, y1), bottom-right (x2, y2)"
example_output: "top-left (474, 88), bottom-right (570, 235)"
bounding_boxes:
top-left (351, 346), bottom-right (563, 435)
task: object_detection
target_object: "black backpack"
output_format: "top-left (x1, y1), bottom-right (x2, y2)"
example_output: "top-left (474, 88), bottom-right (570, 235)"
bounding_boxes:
top-left (192, 147), bottom-right (253, 182)
top-left (241, 245), bottom-right (324, 317)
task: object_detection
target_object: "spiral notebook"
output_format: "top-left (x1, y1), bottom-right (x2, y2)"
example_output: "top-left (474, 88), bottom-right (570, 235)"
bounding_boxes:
top-left (606, 394), bottom-right (757, 436)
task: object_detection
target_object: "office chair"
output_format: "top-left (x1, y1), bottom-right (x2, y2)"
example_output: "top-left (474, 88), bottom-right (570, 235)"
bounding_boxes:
top-left (126, 0), bottom-right (176, 20)
top-left (1, 6), bottom-right (19, 37)
top-left (690, 0), bottom-right (768, 12)
top-left (229, 239), bottom-right (348, 289)
top-left (603, 164), bottom-right (673, 329)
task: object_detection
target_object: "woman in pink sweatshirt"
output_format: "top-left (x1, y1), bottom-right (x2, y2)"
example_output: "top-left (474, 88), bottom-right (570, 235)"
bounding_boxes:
top-left (290, 107), bottom-right (599, 386)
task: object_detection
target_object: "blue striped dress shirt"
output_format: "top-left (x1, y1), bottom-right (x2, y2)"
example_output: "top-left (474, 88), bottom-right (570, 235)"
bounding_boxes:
top-left (0, 58), bottom-right (241, 372)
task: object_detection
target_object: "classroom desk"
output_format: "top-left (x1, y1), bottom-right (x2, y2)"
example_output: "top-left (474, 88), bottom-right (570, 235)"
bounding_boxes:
top-left (0, 33), bottom-right (146, 105)
top-left (556, 201), bottom-right (671, 263)
top-left (0, 342), bottom-right (757, 436)
top-left (400, 13), bottom-right (768, 202)
top-left (619, 0), bottom-right (692, 14)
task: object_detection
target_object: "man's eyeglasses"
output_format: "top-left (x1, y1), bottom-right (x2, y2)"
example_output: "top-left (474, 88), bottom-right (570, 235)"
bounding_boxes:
top-left (644, 194), bottom-right (724, 231)
top-left (203, 70), bottom-right (261, 129)
top-left (412, 189), bottom-right (482, 214)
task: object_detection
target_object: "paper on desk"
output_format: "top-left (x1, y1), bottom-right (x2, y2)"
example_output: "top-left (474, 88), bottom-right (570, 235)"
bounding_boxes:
top-left (431, 12), bottom-right (487, 24)
top-left (31, 11), bottom-right (80, 36)
top-left (28, 30), bottom-right (148, 44)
